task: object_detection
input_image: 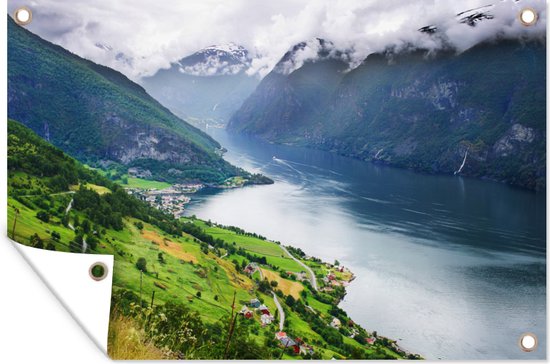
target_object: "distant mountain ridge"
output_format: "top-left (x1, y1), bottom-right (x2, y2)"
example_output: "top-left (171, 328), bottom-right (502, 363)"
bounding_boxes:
top-left (228, 39), bottom-right (546, 190)
top-left (142, 44), bottom-right (259, 128)
top-left (7, 16), bottom-right (243, 184)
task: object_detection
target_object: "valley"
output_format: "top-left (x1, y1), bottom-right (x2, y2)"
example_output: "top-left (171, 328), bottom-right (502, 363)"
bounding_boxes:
top-left (7, 119), bottom-right (415, 360)
top-left (6, 1), bottom-right (546, 360)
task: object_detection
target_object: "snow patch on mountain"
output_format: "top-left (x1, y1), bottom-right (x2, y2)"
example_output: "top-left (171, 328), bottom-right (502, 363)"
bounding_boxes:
top-left (177, 43), bottom-right (251, 77)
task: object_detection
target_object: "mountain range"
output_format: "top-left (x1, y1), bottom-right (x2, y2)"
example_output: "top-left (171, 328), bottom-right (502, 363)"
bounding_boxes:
top-left (142, 43), bottom-right (259, 128)
top-left (228, 38), bottom-right (546, 190)
top-left (7, 16), bottom-right (247, 184)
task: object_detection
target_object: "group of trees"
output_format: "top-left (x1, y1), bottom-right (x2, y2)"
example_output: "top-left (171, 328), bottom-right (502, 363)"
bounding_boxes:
top-left (29, 233), bottom-right (55, 251)
top-left (209, 222), bottom-right (268, 241)
top-left (8, 120), bottom-right (109, 195)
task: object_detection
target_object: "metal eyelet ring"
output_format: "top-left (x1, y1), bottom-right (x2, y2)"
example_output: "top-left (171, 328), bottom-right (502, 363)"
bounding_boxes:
top-left (519, 8), bottom-right (538, 26)
top-left (89, 262), bottom-right (108, 281)
top-left (518, 333), bottom-right (538, 352)
top-left (14, 7), bottom-right (33, 26)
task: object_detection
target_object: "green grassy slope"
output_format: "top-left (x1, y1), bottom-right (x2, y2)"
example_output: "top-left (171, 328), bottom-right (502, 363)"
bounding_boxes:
top-left (8, 119), bottom-right (414, 359)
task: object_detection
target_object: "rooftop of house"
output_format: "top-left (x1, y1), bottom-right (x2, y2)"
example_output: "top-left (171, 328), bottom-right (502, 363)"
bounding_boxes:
top-left (280, 337), bottom-right (297, 347)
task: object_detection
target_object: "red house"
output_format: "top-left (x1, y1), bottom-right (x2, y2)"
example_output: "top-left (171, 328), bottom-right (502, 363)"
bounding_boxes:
top-left (258, 304), bottom-right (270, 315)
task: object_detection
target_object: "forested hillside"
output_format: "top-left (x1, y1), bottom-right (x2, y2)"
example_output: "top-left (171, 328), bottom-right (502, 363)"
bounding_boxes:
top-left (8, 16), bottom-right (242, 184)
top-left (229, 40), bottom-right (546, 190)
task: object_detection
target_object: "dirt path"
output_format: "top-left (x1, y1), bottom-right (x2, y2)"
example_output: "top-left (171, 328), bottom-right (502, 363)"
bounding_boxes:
top-left (279, 245), bottom-right (318, 291)
top-left (257, 266), bottom-right (264, 280)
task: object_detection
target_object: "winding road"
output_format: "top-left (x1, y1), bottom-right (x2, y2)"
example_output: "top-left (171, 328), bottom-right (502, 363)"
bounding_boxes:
top-left (65, 197), bottom-right (74, 215)
top-left (279, 245), bottom-right (318, 291)
top-left (272, 292), bottom-right (285, 331)
top-left (65, 197), bottom-right (87, 253)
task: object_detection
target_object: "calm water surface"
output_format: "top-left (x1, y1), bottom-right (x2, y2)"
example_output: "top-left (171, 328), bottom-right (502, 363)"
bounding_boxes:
top-left (186, 129), bottom-right (546, 360)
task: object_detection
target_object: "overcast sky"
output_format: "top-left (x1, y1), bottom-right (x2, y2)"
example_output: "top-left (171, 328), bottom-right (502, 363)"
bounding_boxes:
top-left (8, 0), bottom-right (546, 80)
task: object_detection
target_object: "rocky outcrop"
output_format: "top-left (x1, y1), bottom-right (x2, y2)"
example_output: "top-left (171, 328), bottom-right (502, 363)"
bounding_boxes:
top-left (493, 124), bottom-right (536, 157)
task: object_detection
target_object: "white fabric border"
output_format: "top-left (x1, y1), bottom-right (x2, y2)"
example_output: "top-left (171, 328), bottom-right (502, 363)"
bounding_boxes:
top-left (11, 241), bottom-right (114, 353)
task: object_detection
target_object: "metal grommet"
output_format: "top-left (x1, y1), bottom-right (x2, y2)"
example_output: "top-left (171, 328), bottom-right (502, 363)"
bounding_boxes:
top-left (89, 262), bottom-right (108, 281)
top-left (518, 333), bottom-right (538, 352)
top-left (14, 6), bottom-right (33, 26)
top-left (519, 8), bottom-right (538, 26)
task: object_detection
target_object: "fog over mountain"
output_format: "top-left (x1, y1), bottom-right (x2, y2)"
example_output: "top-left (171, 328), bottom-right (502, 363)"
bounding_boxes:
top-left (8, 0), bottom-right (546, 81)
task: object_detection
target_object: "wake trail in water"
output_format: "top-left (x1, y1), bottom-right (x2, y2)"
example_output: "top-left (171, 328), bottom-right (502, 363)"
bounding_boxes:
top-left (272, 157), bottom-right (303, 175)
top-left (361, 196), bottom-right (393, 205)
top-left (282, 159), bottom-right (344, 177)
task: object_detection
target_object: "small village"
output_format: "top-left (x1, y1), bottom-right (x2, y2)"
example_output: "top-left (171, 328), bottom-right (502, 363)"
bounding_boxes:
top-left (232, 259), bottom-right (387, 358)
top-left (126, 183), bottom-right (203, 218)
top-left (124, 177), bottom-right (256, 219)
top-left (319, 263), bottom-right (355, 293)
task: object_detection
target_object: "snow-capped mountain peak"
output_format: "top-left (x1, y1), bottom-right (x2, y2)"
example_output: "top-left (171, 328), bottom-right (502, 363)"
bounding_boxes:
top-left (176, 43), bottom-right (251, 77)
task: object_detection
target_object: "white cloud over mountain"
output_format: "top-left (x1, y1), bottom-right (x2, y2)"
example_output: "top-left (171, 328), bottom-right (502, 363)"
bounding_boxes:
top-left (9, 0), bottom-right (546, 80)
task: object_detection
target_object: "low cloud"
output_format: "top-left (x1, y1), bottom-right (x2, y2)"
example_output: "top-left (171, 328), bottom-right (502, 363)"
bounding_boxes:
top-left (179, 56), bottom-right (247, 77)
top-left (9, 0), bottom-right (546, 80)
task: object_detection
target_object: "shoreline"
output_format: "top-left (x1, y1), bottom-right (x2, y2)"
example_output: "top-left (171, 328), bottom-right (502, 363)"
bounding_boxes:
top-left (279, 241), bottom-right (421, 359)
top-left (135, 178), bottom-right (421, 358)
top-left (335, 264), bottom-right (421, 359)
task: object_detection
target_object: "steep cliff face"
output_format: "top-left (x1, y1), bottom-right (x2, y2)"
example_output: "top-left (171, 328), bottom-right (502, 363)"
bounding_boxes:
top-left (230, 39), bottom-right (350, 137)
top-left (230, 58), bottom-right (348, 137)
top-left (8, 17), bottom-right (241, 183)
top-left (229, 40), bottom-right (546, 190)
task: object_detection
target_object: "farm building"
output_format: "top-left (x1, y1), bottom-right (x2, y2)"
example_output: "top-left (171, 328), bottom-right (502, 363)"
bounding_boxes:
top-left (249, 298), bottom-right (261, 308)
top-left (295, 272), bottom-right (308, 281)
top-left (275, 332), bottom-right (299, 354)
top-left (244, 263), bottom-right (258, 275)
top-left (295, 338), bottom-right (315, 355)
top-left (258, 304), bottom-right (271, 315)
top-left (239, 305), bottom-right (253, 319)
top-left (260, 314), bottom-right (273, 326)
top-left (366, 337), bottom-right (377, 345)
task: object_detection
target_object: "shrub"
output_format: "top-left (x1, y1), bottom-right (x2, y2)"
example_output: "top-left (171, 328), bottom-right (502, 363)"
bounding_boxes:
top-left (136, 257), bottom-right (147, 272)
top-left (36, 210), bottom-right (50, 223)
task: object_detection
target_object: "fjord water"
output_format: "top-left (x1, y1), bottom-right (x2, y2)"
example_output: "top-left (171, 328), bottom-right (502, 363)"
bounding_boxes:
top-left (185, 129), bottom-right (546, 360)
